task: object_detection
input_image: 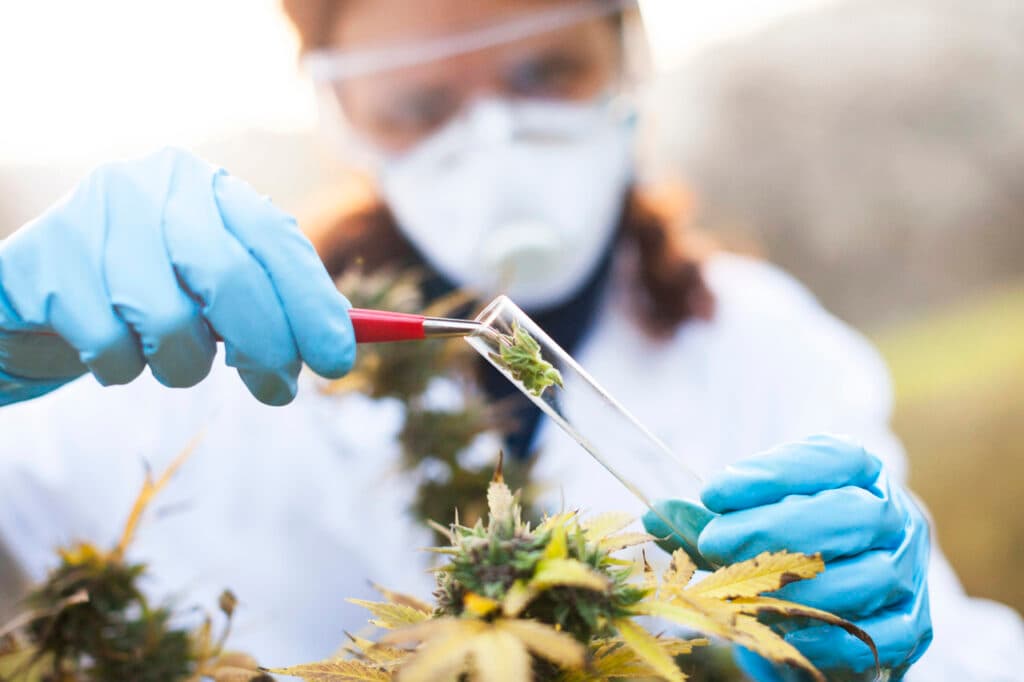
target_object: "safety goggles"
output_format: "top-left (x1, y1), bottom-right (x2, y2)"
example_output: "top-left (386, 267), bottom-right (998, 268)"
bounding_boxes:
top-left (302, 0), bottom-right (640, 156)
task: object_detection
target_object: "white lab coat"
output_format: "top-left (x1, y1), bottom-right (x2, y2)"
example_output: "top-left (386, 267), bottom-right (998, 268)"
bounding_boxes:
top-left (0, 253), bottom-right (1020, 678)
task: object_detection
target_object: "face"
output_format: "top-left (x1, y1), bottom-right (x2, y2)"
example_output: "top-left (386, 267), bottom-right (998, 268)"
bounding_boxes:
top-left (328, 0), bottom-right (623, 153)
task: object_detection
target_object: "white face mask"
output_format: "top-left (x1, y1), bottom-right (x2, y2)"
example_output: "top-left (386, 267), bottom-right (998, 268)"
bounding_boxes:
top-left (379, 97), bottom-right (636, 310)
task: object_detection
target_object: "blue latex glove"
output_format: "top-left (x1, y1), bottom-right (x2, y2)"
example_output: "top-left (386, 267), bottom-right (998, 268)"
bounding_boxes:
top-left (643, 435), bottom-right (933, 679)
top-left (0, 148), bottom-right (355, 406)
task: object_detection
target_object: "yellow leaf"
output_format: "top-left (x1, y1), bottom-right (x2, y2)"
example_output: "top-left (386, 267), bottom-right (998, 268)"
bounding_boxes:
top-left (390, 621), bottom-right (485, 682)
top-left (531, 559), bottom-right (609, 592)
top-left (632, 598), bottom-right (738, 639)
top-left (191, 617), bottom-right (214, 662)
top-left (663, 549), bottom-right (697, 590)
top-left (422, 547), bottom-right (459, 556)
top-left (502, 580), bottom-right (537, 617)
top-left (380, 617), bottom-right (482, 647)
top-left (535, 511), bottom-right (578, 534)
top-left (371, 583), bottom-right (433, 614)
top-left (729, 597), bottom-right (879, 674)
top-left (635, 600), bottom-right (826, 682)
top-left (345, 634), bottom-right (410, 665)
top-left (544, 523), bottom-right (569, 560)
top-left (598, 532), bottom-right (656, 552)
top-left (348, 599), bottom-right (432, 629)
top-left (614, 619), bottom-right (686, 682)
top-left (570, 639), bottom-right (653, 681)
top-left (557, 637), bottom-right (706, 681)
top-left (659, 638), bottom-right (709, 656)
top-left (384, 617), bottom-right (587, 681)
top-left (0, 647), bottom-right (52, 682)
top-left (729, 616), bottom-right (825, 682)
top-left (114, 432), bottom-right (201, 559)
top-left (496, 619), bottom-right (586, 669)
top-left (685, 551), bottom-right (823, 600)
top-left (57, 543), bottom-right (104, 566)
top-left (264, 660), bottom-right (391, 681)
top-left (463, 592), bottom-right (500, 617)
top-left (211, 666), bottom-right (268, 682)
top-left (581, 512), bottom-right (634, 542)
top-left (466, 628), bottom-right (531, 682)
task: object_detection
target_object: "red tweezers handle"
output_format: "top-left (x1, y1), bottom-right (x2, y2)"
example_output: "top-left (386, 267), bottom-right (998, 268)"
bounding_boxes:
top-left (348, 308), bottom-right (427, 343)
top-left (39, 308), bottom-right (429, 344)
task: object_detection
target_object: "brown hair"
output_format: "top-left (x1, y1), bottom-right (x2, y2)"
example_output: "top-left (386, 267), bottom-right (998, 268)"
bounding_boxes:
top-left (282, 0), bottom-right (714, 335)
top-left (282, 0), bottom-right (344, 50)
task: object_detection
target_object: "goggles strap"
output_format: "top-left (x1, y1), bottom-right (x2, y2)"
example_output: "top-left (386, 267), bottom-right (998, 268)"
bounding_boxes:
top-left (304, 0), bottom-right (638, 83)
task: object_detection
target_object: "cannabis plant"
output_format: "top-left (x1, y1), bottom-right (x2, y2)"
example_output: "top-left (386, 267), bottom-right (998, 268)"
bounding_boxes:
top-left (326, 267), bottom-right (537, 533)
top-left (0, 445), bottom-right (266, 682)
top-left (269, 458), bottom-right (878, 682)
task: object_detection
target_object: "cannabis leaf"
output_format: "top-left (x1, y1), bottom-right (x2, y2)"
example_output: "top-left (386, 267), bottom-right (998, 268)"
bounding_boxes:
top-left (368, 584), bottom-right (433, 615)
top-left (557, 636), bottom-right (708, 682)
top-left (346, 600), bottom-right (432, 630)
top-left (381, 617), bottom-right (585, 682)
top-left (343, 634), bottom-right (409, 665)
top-left (629, 549), bottom-right (879, 682)
top-left (614, 618), bottom-right (686, 682)
top-left (114, 431), bottom-right (202, 560)
top-left (531, 558), bottom-right (610, 592)
top-left (684, 550), bottom-right (823, 600)
top-left (729, 596), bottom-right (879, 664)
top-left (598, 531), bottom-right (657, 553)
top-left (462, 592), bottom-right (501, 617)
top-left (496, 619), bottom-right (586, 669)
top-left (264, 659), bottom-right (391, 681)
top-left (500, 580), bottom-right (535, 618)
top-left (580, 513), bottom-right (634, 543)
top-left (662, 549), bottom-right (697, 592)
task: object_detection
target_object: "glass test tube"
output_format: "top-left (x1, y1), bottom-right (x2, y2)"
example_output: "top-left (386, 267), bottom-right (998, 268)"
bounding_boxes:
top-left (465, 295), bottom-right (704, 538)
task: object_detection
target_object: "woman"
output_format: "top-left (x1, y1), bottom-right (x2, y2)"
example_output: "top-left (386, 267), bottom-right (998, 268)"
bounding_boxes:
top-left (0, 0), bottom-right (1019, 678)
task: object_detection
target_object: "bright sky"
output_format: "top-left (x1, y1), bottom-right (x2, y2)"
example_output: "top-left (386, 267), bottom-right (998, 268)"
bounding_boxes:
top-left (0, 0), bottom-right (838, 165)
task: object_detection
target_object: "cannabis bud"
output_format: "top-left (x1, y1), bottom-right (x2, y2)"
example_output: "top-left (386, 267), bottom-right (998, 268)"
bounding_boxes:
top-left (219, 589), bottom-right (238, 618)
top-left (491, 322), bottom-right (564, 397)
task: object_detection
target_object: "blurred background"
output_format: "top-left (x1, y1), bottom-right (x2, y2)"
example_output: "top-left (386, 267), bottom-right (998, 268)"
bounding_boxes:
top-left (1, 0), bottom-right (1021, 616)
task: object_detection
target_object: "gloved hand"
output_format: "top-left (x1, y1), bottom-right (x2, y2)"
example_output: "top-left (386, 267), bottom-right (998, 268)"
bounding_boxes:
top-left (0, 148), bottom-right (355, 406)
top-left (643, 435), bottom-right (933, 680)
